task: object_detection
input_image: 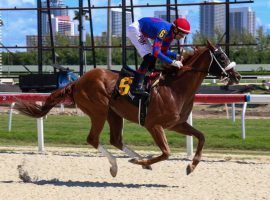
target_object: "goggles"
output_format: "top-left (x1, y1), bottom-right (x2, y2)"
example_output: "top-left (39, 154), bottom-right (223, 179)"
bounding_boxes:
top-left (173, 27), bottom-right (188, 38)
top-left (177, 31), bottom-right (187, 37)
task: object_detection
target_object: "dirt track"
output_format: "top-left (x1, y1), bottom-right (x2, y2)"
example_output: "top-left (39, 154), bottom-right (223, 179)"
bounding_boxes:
top-left (0, 147), bottom-right (269, 200)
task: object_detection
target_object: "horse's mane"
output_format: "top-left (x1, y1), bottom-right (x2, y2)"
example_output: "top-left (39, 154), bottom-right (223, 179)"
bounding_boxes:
top-left (182, 47), bottom-right (208, 66)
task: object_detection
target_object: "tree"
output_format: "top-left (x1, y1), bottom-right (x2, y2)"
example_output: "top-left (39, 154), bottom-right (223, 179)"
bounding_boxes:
top-left (193, 28), bottom-right (270, 65)
top-left (73, 10), bottom-right (89, 21)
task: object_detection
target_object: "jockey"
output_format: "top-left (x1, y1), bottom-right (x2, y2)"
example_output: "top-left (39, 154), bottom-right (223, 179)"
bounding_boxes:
top-left (126, 17), bottom-right (191, 96)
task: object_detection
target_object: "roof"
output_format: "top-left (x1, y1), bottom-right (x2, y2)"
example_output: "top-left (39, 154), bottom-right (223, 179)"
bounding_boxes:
top-left (56, 16), bottom-right (70, 21)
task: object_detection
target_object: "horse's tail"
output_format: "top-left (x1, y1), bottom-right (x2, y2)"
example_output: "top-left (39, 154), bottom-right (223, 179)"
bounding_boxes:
top-left (15, 82), bottom-right (75, 118)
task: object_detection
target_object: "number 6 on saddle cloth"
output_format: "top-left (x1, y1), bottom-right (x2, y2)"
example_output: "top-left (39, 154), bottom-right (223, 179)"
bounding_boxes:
top-left (113, 65), bottom-right (161, 126)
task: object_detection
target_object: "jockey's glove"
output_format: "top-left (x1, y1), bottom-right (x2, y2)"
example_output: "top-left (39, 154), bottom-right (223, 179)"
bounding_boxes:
top-left (171, 60), bottom-right (183, 69)
top-left (176, 54), bottom-right (184, 61)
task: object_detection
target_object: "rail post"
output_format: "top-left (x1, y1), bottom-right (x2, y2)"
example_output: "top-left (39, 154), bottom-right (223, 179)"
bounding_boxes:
top-left (186, 112), bottom-right (193, 157)
top-left (37, 117), bottom-right (45, 152)
top-left (232, 103), bottom-right (236, 122)
top-left (36, 101), bottom-right (45, 152)
top-left (8, 102), bottom-right (15, 132)
top-left (241, 102), bottom-right (248, 139)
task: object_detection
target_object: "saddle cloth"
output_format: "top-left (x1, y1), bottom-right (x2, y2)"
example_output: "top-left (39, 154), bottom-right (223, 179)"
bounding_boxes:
top-left (113, 65), bottom-right (160, 126)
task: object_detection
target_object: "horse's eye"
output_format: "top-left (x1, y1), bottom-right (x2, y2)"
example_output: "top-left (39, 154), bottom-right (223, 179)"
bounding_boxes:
top-left (220, 54), bottom-right (226, 61)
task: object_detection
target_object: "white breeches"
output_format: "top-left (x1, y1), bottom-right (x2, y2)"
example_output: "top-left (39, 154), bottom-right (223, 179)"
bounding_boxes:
top-left (126, 21), bottom-right (152, 57)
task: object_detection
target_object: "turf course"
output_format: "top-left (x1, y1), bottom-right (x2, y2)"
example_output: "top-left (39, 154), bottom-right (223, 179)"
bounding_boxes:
top-left (0, 114), bottom-right (270, 153)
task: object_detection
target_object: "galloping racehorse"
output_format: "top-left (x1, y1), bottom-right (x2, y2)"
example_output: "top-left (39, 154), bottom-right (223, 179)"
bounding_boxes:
top-left (15, 40), bottom-right (241, 177)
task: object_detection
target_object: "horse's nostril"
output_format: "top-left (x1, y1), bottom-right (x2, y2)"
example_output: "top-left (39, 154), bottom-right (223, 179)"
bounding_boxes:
top-left (237, 76), bottom-right (241, 82)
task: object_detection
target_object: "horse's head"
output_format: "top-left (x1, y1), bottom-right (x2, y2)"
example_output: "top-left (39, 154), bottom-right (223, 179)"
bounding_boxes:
top-left (206, 40), bottom-right (241, 85)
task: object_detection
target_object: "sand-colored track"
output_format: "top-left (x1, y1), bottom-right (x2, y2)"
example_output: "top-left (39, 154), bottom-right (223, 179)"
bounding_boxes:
top-left (0, 147), bottom-right (269, 200)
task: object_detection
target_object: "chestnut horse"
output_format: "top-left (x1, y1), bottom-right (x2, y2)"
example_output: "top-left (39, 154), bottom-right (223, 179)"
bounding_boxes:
top-left (15, 40), bottom-right (241, 177)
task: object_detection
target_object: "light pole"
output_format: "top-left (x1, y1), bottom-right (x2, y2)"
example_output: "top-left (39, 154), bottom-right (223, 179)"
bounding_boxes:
top-left (107, 0), bottom-right (112, 69)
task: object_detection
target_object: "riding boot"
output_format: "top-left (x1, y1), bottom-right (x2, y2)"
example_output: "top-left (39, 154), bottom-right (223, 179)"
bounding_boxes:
top-left (130, 72), bottom-right (149, 97)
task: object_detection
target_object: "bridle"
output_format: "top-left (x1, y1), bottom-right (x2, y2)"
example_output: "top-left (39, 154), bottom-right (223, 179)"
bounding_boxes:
top-left (211, 48), bottom-right (236, 71)
top-left (208, 48), bottom-right (236, 82)
top-left (181, 47), bottom-right (236, 79)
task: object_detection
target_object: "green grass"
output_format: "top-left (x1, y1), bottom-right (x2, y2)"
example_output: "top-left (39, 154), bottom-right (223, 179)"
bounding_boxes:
top-left (0, 114), bottom-right (270, 153)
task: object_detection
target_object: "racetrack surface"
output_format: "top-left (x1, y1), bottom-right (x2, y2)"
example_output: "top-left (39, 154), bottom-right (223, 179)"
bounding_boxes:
top-left (0, 147), bottom-right (269, 200)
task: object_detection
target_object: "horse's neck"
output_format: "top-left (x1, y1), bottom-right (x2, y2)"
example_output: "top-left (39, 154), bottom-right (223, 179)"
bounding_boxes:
top-left (168, 49), bottom-right (210, 97)
top-left (184, 48), bottom-right (210, 68)
top-left (173, 71), bottom-right (206, 97)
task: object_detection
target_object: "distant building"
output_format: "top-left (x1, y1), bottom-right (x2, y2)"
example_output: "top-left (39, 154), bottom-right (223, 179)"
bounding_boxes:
top-left (26, 35), bottom-right (79, 52)
top-left (26, 33), bottom-right (107, 52)
top-left (200, 1), bottom-right (256, 38)
top-left (41, 0), bottom-right (70, 35)
top-left (200, 0), bottom-right (226, 38)
top-left (51, 15), bottom-right (75, 36)
top-left (26, 35), bottom-right (46, 51)
top-left (111, 8), bottom-right (132, 36)
top-left (154, 11), bottom-right (186, 22)
top-left (266, 25), bottom-right (270, 36)
top-left (230, 7), bottom-right (256, 36)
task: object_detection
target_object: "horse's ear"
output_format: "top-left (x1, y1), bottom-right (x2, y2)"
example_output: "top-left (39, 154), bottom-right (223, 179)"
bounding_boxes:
top-left (206, 39), bottom-right (216, 51)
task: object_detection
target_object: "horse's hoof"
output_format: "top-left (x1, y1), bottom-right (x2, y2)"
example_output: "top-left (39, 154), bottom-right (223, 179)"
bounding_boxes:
top-left (129, 158), bottom-right (139, 164)
top-left (186, 164), bottom-right (194, 175)
top-left (142, 165), bottom-right (152, 170)
top-left (110, 165), bottom-right (118, 177)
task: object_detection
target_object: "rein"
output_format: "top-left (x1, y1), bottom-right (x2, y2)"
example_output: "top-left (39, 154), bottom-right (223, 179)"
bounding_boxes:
top-left (180, 65), bottom-right (209, 73)
top-left (179, 48), bottom-right (213, 74)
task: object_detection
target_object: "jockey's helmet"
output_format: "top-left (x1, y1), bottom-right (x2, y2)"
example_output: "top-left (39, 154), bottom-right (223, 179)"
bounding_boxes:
top-left (172, 18), bottom-right (191, 36)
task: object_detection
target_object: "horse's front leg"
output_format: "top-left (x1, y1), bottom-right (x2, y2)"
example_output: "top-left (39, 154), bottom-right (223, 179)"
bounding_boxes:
top-left (129, 125), bottom-right (171, 166)
top-left (169, 122), bottom-right (205, 175)
top-left (122, 145), bottom-right (152, 170)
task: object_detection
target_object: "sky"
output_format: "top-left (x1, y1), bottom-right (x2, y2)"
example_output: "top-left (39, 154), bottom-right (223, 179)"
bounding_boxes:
top-left (0, 0), bottom-right (269, 50)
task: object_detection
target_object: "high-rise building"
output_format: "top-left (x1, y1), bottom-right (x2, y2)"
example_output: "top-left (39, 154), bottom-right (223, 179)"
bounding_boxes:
top-left (51, 15), bottom-right (75, 36)
top-left (27, 0), bottom-right (75, 52)
top-left (266, 25), bottom-right (270, 36)
top-left (111, 8), bottom-right (132, 36)
top-left (41, 0), bottom-right (69, 35)
top-left (154, 11), bottom-right (186, 22)
top-left (200, 0), bottom-right (225, 38)
top-left (230, 7), bottom-right (256, 36)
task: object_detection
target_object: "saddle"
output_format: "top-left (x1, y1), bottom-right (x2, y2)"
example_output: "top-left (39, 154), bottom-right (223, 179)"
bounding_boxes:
top-left (112, 65), bottom-right (161, 126)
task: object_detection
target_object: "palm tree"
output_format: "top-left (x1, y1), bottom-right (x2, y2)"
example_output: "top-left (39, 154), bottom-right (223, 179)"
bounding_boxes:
top-left (73, 10), bottom-right (89, 42)
top-left (73, 10), bottom-right (90, 72)
top-left (73, 10), bottom-right (89, 21)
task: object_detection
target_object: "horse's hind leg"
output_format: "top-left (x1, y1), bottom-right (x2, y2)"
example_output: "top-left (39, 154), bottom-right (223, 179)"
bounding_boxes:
top-left (77, 102), bottom-right (118, 177)
top-left (107, 108), bottom-right (123, 149)
top-left (87, 115), bottom-right (118, 177)
top-left (97, 144), bottom-right (118, 177)
top-left (169, 122), bottom-right (205, 175)
top-left (107, 108), bottom-right (152, 170)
